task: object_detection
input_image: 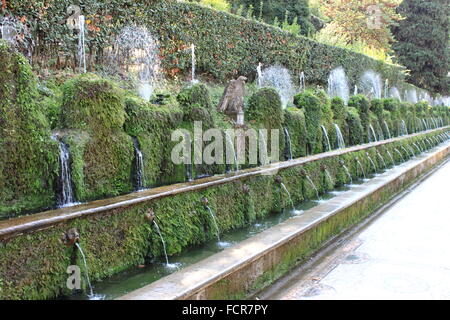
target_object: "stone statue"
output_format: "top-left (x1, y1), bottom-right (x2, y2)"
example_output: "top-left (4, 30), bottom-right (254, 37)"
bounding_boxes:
top-left (217, 76), bottom-right (247, 116)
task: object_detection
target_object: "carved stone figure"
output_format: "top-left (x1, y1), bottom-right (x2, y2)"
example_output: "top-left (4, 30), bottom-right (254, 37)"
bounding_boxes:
top-left (217, 76), bottom-right (247, 116)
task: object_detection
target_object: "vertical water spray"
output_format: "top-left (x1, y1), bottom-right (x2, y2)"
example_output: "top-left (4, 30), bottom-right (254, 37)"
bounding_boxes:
top-left (359, 70), bottom-right (382, 99)
top-left (112, 26), bottom-right (161, 101)
top-left (334, 124), bottom-right (345, 149)
top-left (369, 124), bottom-right (378, 143)
top-left (299, 71), bottom-right (306, 92)
top-left (78, 15), bottom-right (86, 73)
top-left (327, 67), bottom-right (350, 104)
top-left (206, 205), bottom-right (221, 242)
top-left (256, 62), bottom-right (263, 87)
top-left (191, 43), bottom-right (198, 84)
top-left (383, 121), bottom-right (391, 139)
top-left (283, 127), bottom-right (293, 160)
top-left (321, 125), bottom-right (331, 151)
top-left (133, 138), bottom-right (145, 191)
top-left (259, 65), bottom-right (295, 108)
top-left (52, 136), bottom-right (76, 207)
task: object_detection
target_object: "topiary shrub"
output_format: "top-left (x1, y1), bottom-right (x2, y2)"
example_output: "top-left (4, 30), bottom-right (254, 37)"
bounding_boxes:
top-left (247, 88), bottom-right (283, 128)
top-left (348, 95), bottom-right (370, 142)
top-left (331, 96), bottom-right (348, 146)
top-left (284, 107), bottom-right (307, 158)
top-left (124, 96), bottom-right (185, 187)
top-left (0, 40), bottom-right (58, 218)
top-left (60, 74), bottom-right (134, 201)
top-left (294, 90), bottom-right (322, 154)
top-left (177, 83), bottom-right (214, 127)
top-left (346, 107), bottom-right (363, 146)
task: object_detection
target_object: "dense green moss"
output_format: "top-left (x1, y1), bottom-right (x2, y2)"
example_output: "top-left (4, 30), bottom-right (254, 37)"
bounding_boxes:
top-left (348, 95), bottom-right (370, 143)
top-left (294, 90), bottom-right (323, 154)
top-left (0, 41), bottom-right (58, 218)
top-left (60, 74), bottom-right (134, 201)
top-left (346, 107), bottom-right (364, 146)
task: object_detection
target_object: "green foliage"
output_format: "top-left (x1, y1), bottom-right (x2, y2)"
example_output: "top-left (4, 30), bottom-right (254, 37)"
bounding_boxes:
top-left (346, 107), bottom-right (363, 146)
top-left (124, 96), bottom-right (185, 187)
top-left (0, 40), bottom-right (58, 218)
top-left (3, 1), bottom-right (407, 89)
top-left (348, 95), bottom-right (370, 142)
top-left (177, 83), bottom-right (214, 126)
top-left (230, 0), bottom-right (314, 35)
top-left (284, 107), bottom-right (307, 158)
top-left (61, 73), bottom-right (126, 132)
top-left (246, 88), bottom-right (283, 128)
top-left (60, 74), bottom-right (134, 201)
top-left (392, 0), bottom-right (450, 94)
top-left (371, 99), bottom-right (384, 120)
top-left (294, 90), bottom-right (322, 154)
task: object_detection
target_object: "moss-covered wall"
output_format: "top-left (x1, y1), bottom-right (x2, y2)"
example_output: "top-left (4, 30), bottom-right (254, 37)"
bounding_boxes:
top-left (0, 128), bottom-right (447, 300)
top-left (0, 40), bottom-right (58, 219)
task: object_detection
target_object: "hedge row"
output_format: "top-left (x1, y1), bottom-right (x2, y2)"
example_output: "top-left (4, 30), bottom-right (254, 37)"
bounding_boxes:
top-left (3, 0), bottom-right (408, 89)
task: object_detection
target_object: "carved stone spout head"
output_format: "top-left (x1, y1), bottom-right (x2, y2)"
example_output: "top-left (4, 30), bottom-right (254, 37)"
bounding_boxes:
top-left (201, 197), bottom-right (209, 207)
top-left (62, 228), bottom-right (80, 247)
top-left (274, 175), bottom-right (282, 184)
top-left (144, 208), bottom-right (155, 222)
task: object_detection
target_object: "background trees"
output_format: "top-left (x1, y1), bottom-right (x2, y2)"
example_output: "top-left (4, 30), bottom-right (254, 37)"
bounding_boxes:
top-left (391, 0), bottom-right (449, 95)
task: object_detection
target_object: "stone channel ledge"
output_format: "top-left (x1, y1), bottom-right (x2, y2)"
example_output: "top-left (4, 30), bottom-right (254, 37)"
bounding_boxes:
top-left (118, 141), bottom-right (450, 300)
top-left (0, 127), bottom-right (448, 241)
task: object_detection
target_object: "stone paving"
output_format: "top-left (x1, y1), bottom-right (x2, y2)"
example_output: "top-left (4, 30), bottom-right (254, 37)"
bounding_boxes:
top-left (263, 159), bottom-right (450, 300)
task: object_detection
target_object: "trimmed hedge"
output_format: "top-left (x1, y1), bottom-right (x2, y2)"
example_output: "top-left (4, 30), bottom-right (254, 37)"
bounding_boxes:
top-left (0, 40), bottom-right (58, 218)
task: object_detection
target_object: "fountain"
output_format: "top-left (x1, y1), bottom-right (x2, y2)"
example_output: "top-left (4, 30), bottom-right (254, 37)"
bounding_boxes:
top-left (152, 219), bottom-right (170, 265)
top-left (256, 63), bottom-right (263, 87)
top-left (400, 120), bottom-right (408, 136)
top-left (356, 158), bottom-right (366, 179)
top-left (299, 71), bottom-right (306, 92)
top-left (366, 153), bottom-right (377, 172)
top-left (191, 44), bottom-right (198, 84)
top-left (52, 136), bottom-right (77, 207)
top-left (112, 26), bottom-right (161, 101)
top-left (78, 15), bottom-right (86, 73)
top-left (204, 203), bottom-right (221, 242)
top-left (383, 121), bottom-right (391, 139)
top-left (302, 171), bottom-right (321, 200)
top-left (258, 65), bottom-right (295, 108)
top-left (394, 148), bottom-right (405, 162)
top-left (340, 161), bottom-right (353, 185)
top-left (334, 124), bottom-right (346, 149)
top-left (400, 145), bottom-right (413, 158)
top-left (384, 79), bottom-right (388, 99)
top-left (75, 243), bottom-right (94, 297)
top-left (354, 85), bottom-right (358, 95)
top-left (359, 70), bottom-right (382, 99)
top-left (386, 150), bottom-right (395, 165)
top-left (412, 142), bottom-right (422, 154)
top-left (405, 89), bottom-right (418, 104)
top-left (324, 169), bottom-right (334, 186)
top-left (327, 67), bottom-right (350, 104)
top-left (377, 123), bottom-right (385, 141)
top-left (133, 138), bottom-right (145, 191)
top-left (284, 127), bottom-right (293, 160)
top-left (376, 152), bottom-right (387, 169)
top-left (369, 124), bottom-right (378, 143)
top-left (279, 182), bottom-right (295, 211)
top-left (389, 87), bottom-right (402, 101)
top-left (321, 125), bottom-right (331, 151)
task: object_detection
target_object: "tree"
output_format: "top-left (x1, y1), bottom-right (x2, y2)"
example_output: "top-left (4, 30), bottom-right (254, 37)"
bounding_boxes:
top-left (391, 0), bottom-right (449, 94)
top-left (230, 0), bottom-right (315, 36)
top-left (318, 0), bottom-right (402, 51)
